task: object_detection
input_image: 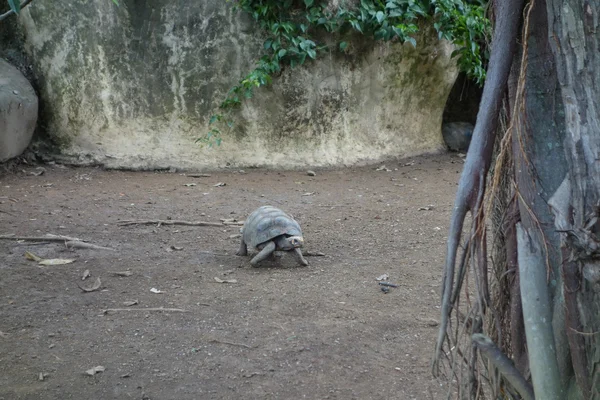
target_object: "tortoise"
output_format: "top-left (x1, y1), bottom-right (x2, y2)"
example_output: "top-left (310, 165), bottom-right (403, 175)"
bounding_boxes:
top-left (236, 205), bottom-right (309, 266)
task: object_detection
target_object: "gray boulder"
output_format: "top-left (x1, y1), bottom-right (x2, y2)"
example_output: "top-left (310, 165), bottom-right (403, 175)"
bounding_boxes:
top-left (442, 122), bottom-right (474, 152)
top-left (0, 58), bottom-right (38, 162)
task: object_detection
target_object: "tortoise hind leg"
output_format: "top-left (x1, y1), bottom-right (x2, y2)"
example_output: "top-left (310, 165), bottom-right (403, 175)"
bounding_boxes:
top-left (293, 248), bottom-right (309, 266)
top-left (236, 238), bottom-right (248, 256)
top-left (250, 241), bottom-right (276, 266)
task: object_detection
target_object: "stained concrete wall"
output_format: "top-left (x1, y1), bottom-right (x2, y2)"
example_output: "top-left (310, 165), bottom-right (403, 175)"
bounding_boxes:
top-left (11, 1), bottom-right (458, 170)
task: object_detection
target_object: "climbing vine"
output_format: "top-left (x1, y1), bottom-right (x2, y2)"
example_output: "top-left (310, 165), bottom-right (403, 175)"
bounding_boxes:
top-left (201, 0), bottom-right (490, 146)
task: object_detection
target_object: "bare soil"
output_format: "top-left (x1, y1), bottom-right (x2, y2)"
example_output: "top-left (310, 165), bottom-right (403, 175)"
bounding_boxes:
top-left (0, 153), bottom-right (463, 400)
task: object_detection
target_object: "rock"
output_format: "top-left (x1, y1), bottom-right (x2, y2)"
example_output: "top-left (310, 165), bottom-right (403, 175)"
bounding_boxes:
top-left (442, 122), bottom-right (474, 152)
top-left (7, 3), bottom-right (458, 170)
top-left (0, 59), bottom-right (38, 162)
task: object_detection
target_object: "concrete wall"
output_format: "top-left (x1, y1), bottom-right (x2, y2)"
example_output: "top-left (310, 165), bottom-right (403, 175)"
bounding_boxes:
top-left (11, 1), bottom-right (458, 170)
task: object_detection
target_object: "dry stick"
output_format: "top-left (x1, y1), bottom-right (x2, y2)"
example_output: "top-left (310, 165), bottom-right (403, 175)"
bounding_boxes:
top-left (0, 234), bottom-right (84, 242)
top-left (0, 0), bottom-right (34, 21)
top-left (103, 307), bottom-right (188, 314)
top-left (117, 220), bottom-right (235, 227)
top-left (433, 0), bottom-right (525, 377)
top-left (209, 338), bottom-right (255, 349)
top-left (65, 241), bottom-right (115, 251)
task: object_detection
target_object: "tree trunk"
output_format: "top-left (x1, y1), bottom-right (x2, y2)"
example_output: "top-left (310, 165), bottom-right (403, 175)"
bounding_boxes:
top-left (436, 0), bottom-right (600, 398)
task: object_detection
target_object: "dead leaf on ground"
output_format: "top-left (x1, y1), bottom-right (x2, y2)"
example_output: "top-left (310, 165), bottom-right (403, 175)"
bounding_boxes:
top-left (166, 245), bottom-right (184, 252)
top-left (39, 258), bottom-right (76, 266)
top-left (214, 277), bottom-right (237, 284)
top-left (85, 366), bottom-right (105, 376)
top-left (78, 277), bottom-right (102, 293)
top-left (375, 165), bottom-right (391, 172)
top-left (110, 271), bottom-right (133, 277)
top-left (123, 300), bottom-right (139, 307)
top-left (213, 182), bottom-right (226, 187)
top-left (302, 192), bottom-right (315, 196)
top-left (418, 205), bottom-right (435, 211)
top-left (306, 170), bottom-right (316, 176)
top-left (229, 233), bottom-right (242, 239)
top-left (187, 173), bottom-right (211, 178)
top-left (82, 269), bottom-right (91, 280)
top-left (376, 274), bottom-right (389, 281)
top-left (150, 288), bottom-right (164, 294)
top-left (25, 251), bottom-right (43, 262)
top-left (183, 183), bottom-right (197, 187)
top-left (30, 167), bottom-right (46, 176)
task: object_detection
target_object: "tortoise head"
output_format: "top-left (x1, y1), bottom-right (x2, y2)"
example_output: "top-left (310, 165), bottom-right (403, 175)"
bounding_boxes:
top-left (281, 235), bottom-right (304, 250)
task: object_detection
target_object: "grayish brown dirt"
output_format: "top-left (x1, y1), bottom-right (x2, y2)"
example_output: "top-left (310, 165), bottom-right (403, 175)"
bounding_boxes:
top-left (0, 153), bottom-right (464, 400)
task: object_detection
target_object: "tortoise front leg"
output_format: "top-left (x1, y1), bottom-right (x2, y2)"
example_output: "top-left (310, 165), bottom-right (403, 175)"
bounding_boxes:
top-left (236, 238), bottom-right (248, 256)
top-left (293, 248), bottom-right (309, 266)
top-left (250, 241), bottom-right (276, 266)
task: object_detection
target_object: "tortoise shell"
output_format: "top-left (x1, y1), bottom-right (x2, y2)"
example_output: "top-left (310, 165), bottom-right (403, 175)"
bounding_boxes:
top-left (242, 206), bottom-right (303, 249)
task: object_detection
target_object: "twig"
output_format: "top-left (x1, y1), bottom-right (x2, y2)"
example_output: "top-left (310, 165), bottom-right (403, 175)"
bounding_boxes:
top-left (65, 241), bottom-right (115, 251)
top-left (117, 219), bottom-right (227, 227)
top-left (0, 234), bottom-right (84, 242)
top-left (304, 251), bottom-right (326, 257)
top-left (472, 334), bottom-right (534, 400)
top-left (209, 338), bottom-right (255, 349)
top-left (0, 0), bottom-right (34, 21)
top-left (103, 307), bottom-right (189, 314)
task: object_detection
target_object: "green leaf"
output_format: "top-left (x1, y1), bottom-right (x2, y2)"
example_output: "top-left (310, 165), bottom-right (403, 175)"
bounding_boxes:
top-left (278, 49), bottom-right (287, 58)
top-left (7, 0), bottom-right (21, 14)
top-left (264, 39), bottom-right (273, 50)
top-left (304, 0), bottom-right (314, 7)
top-left (306, 48), bottom-right (317, 59)
top-left (339, 41), bottom-right (348, 51)
top-left (376, 11), bottom-right (385, 24)
top-left (111, 0), bottom-right (119, 5)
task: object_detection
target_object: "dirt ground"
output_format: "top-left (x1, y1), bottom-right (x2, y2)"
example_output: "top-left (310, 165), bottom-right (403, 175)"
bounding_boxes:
top-left (0, 153), bottom-right (464, 400)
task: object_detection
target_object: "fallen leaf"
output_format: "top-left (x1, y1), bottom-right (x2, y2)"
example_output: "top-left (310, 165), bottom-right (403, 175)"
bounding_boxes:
top-left (25, 251), bottom-right (43, 262)
top-left (183, 183), bottom-right (197, 187)
top-left (376, 165), bottom-right (391, 172)
top-left (150, 288), bottom-right (164, 294)
top-left (110, 271), bottom-right (133, 277)
top-left (82, 269), bottom-right (91, 280)
top-left (78, 277), bottom-right (102, 293)
top-left (186, 173), bottom-right (211, 178)
top-left (214, 277), bottom-right (237, 284)
top-left (376, 274), bottom-right (389, 281)
top-left (39, 258), bottom-right (76, 266)
top-left (306, 170), bottom-right (316, 176)
top-left (170, 245), bottom-right (183, 251)
top-left (213, 182), bottom-right (226, 187)
top-left (302, 192), bottom-right (315, 196)
top-left (123, 300), bottom-right (139, 307)
top-left (85, 366), bottom-right (105, 376)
